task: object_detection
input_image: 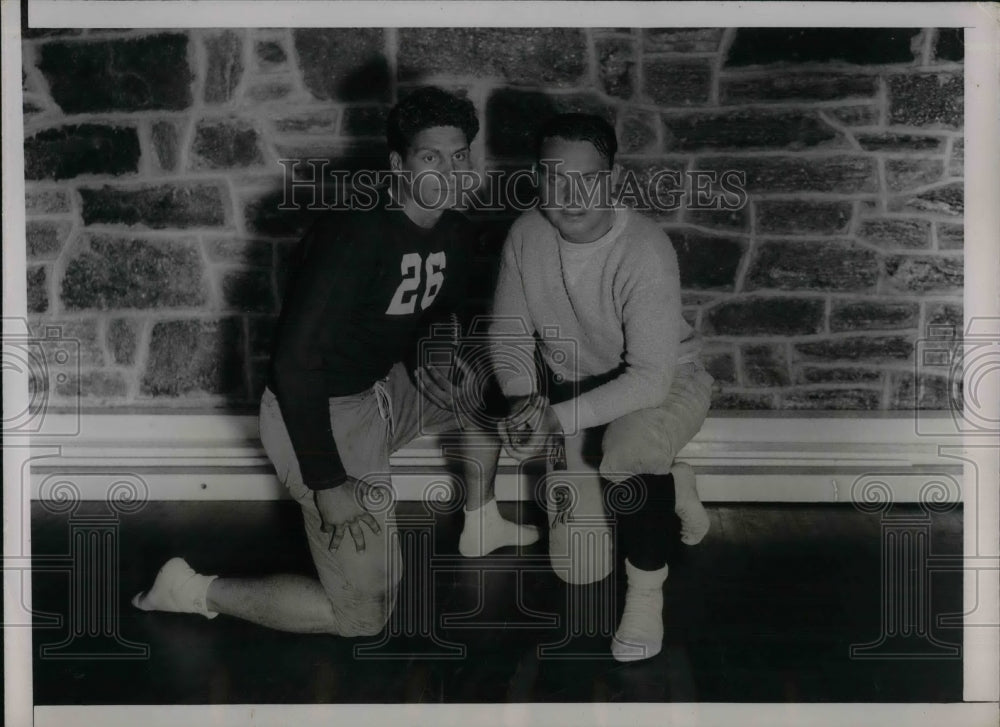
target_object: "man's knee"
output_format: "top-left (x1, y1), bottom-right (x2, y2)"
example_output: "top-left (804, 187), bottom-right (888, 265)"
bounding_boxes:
top-left (321, 584), bottom-right (397, 637)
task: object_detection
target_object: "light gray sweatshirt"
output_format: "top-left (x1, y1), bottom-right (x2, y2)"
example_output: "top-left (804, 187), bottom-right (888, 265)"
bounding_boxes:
top-left (489, 206), bottom-right (700, 433)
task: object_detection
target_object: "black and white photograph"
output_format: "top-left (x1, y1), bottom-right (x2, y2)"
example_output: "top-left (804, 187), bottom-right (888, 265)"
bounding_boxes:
top-left (3, 2), bottom-right (999, 726)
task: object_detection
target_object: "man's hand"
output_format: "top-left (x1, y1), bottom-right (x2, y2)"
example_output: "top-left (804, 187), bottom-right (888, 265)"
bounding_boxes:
top-left (313, 477), bottom-right (382, 553)
top-left (499, 395), bottom-right (564, 463)
top-left (416, 354), bottom-right (480, 414)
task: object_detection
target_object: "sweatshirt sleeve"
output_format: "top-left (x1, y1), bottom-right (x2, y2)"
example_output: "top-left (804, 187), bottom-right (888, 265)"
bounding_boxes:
top-left (488, 224), bottom-right (538, 399)
top-left (268, 215), bottom-right (378, 490)
top-left (550, 240), bottom-right (682, 432)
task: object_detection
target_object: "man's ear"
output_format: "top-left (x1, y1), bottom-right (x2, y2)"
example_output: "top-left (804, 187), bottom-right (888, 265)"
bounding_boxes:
top-left (389, 150), bottom-right (403, 173)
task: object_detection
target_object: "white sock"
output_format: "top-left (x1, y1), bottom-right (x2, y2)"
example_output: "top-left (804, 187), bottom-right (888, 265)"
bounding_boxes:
top-left (459, 498), bottom-right (540, 557)
top-left (131, 557), bottom-right (219, 619)
top-left (672, 463), bottom-right (710, 546)
top-left (611, 558), bottom-right (667, 662)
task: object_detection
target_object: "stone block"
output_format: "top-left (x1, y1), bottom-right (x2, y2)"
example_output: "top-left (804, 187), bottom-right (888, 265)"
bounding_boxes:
top-left (888, 182), bottom-right (963, 216)
top-left (722, 73), bottom-right (877, 103)
top-left (643, 59), bottom-right (713, 106)
top-left (925, 302), bottom-right (963, 338)
top-left (619, 110), bottom-right (660, 154)
top-left (829, 301), bottom-right (920, 332)
top-left (140, 318), bottom-right (245, 397)
top-left (57, 370), bottom-right (129, 399)
top-left (711, 391), bottom-right (776, 410)
top-left (206, 238), bottom-right (273, 267)
top-left (80, 183), bottom-right (227, 228)
top-left (294, 29), bottom-right (390, 101)
top-left (704, 297), bottom-right (825, 336)
top-left (37, 34), bottom-right (192, 113)
top-left (643, 28), bottom-right (723, 53)
top-left (828, 106), bottom-right (880, 126)
top-left (747, 240), bottom-right (879, 292)
top-left (948, 138), bottom-right (963, 177)
top-left (190, 118), bottom-right (264, 170)
top-left (596, 37), bottom-right (635, 99)
top-left (151, 121), bottom-right (180, 172)
top-left (934, 29), bottom-right (964, 62)
top-left (885, 158), bottom-right (945, 193)
top-left (794, 335), bottom-right (915, 362)
top-left (756, 200), bottom-right (851, 235)
top-left (107, 318), bottom-right (139, 365)
top-left (742, 344), bottom-right (790, 387)
top-left (936, 222), bottom-right (963, 250)
top-left (782, 388), bottom-right (882, 410)
top-left (28, 266), bottom-right (47, 313)
top-left (25, 124), bottom-right (140, 180)
top-left (25, 188), bottom-right (71, 214)
top-left (61, 234), bottom-right (207, 310)
top-left (255, 40), bottom-right (288, 70)
top-left (726, 29), bottom-right (920, 66)
top-left (796, 366), bottom-right (883, 385)
top-left (883, 254), bottom-right (963, 293)
top-left (698, 156), bottom-right (877, 194)
top-left (204, 30), bottom-right (244, 104)
top-left (855, 133), bottom-right (946, 152)
top-left (888, 73), bottom-right (963, 129)
top-left (27, 220), bottom-right (72, 260)
top-left (890, 372), bottom-right (954, 410)
top-left (669, 230), bottom-right (745, 290)
top-left (273, 111), bottom-right (341, 135)
top-left (662, 109), bottom-right (842, 151)
top-left (857, 218), bottom-right (931, 250)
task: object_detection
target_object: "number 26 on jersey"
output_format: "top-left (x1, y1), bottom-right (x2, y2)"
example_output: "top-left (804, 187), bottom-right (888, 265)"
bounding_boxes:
top-left (385, 251), bottom-right (446, 315)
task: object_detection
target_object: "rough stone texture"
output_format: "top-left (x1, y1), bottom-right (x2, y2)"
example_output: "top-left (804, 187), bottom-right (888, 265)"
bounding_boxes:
top-left (30, 319), bottom-right (105, 368)
top-left (107, 319), bottom-right (139, 365)
top-left (80, 184), bottom-right (227, 229)
top-left (642, 60), bottom-right (713, 106)
top-left (141, 318), bottom-right (244, 397)
top-left (27, 266), bottom-right (48, 313)
top-left (936, 222), bottom-right (963, 250)
top-left (948, 138), bottom-right (963, 177)
top-left (747, 240), bottom-right (879, 292)
top-left (857, 218), bottom-right (931, 250)
top-left (704, 297), bottom-right (825, 336)
top-left (726, 29), bottom-right (920, 66)
top-left (721, 74), bottom-right (878, 103)
top-left (299, 29), bottom-right (390, 102)
top-left (596, 37), bottom-right (635, 99)
top-left (487, 89), bottom-right (614, 158)
top-left (795, 335), bottom-right (915, 362)
top-left (273, 111), bottom-right (341, 134)
top-left (888, 73), bottom-right (963, 129)
top-left (398, 29), bottom-right (588, 88)
top-left (206, 238), bottom-right (273, 267)
top-left (57, 371), bottom-right (129, 399)
top-left (742, 344), bottom-right (790, 387)
top-left (702, 350), bottom-right (736, 385)
top-left (342, 105), bottom-right (391, 137)
top-left (829, 301), bottom-right (920, 332)
top-left (856, 133), bottom-right (946, 152)
top-left (662, 110), bottom-right (842, 151)
top-left (25, 189), bottom-right (71, 215)
top-left (669, 231), bottom-right (745, 290)
top-left (756, 200), bottom-right (851, 235)
top-left (926, 302), bottom-right (963, 338)
top-left (828, 106), bottom-right (880, 126)
top-left (711, 392), bottom-right (776, 410)
top-left (246, 81), bottom-right (294, 103)
top-left (37, 34), bottom-right (193, 113)
top-left (25, 124), bottom-right (140, 181)
top-left (256, 40), bottom-right (288, 70)
top-left (619, 110), bottom-right (659, 154)
top-left (885, 158), bottom-right (945, 193)
top-left (190, 119), bottom-right (264, 170)
top-left (934, 29), bottom-right (964, 62)
top-left (204, 31), bottom-right (244, 104)
top-left (888, 182), bottom-right (963, 216)
top-left (61, 235), bottom-right (206, 310)
top-left (796, 366), bottom-right (883, 385)
top-left (220, 268), bottom-right (275, 313)
top-left (151, 121), bottom-right (180, 172)
top-left (698, 156), bottom-right (877, 194)
top-left (890, 372), bottom-right (954, 411)
top-left (782, 388), bottom-right (882, 410)
top-left (27, 220), bottom-right (72, 260)
top-left (644, 28), bottom-right (723, 53)
top-left (883, 255), bottom-right (963, 293)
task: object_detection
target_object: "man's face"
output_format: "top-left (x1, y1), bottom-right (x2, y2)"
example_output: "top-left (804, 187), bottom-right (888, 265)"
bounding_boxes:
top-left (537, 136), bottom-right (617, 244)
top-left (393, 125), bottom-right (471, 211)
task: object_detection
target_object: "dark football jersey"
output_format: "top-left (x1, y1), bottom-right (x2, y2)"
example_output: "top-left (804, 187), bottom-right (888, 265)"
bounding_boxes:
top-left (267, 195), bottom-right (475, 490)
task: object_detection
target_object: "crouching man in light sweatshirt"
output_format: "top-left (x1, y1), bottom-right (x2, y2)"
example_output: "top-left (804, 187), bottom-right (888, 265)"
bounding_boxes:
top-left (490, 113), bottom-right (714, 662)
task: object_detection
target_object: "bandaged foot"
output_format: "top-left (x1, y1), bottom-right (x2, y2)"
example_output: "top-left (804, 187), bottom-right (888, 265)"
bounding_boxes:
top-left (672, 463), bottom-right (710, 546)
top-left (131, 557), bottom-right (219, 619)
top-left (459, 498), bottom-right (540, 557)
top-left (611, 559), bottom-right (667, 662)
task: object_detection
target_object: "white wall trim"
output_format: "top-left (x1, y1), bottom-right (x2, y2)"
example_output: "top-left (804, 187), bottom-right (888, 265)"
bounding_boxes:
top-left (27, 413), bottom-right (965, 504)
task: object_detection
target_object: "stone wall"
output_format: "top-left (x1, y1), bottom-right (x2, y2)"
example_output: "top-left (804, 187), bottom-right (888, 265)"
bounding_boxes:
top-left (21, 27), bottom-right (964, 412)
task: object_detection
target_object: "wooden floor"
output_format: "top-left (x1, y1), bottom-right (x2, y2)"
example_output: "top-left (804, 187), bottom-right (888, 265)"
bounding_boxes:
top-left (31, 500), bottom-right (963, 704)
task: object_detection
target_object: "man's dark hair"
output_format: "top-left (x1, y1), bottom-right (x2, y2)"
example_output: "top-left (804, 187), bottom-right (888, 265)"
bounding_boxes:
top-left (535, 113), bottom-right (618, 168)
top-left (386, 87), bottom-right (480, 156)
